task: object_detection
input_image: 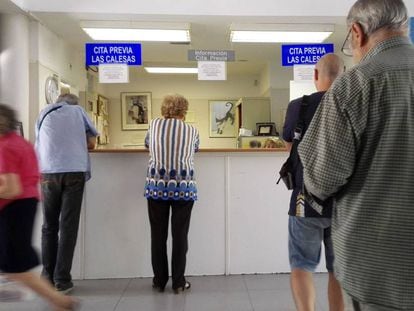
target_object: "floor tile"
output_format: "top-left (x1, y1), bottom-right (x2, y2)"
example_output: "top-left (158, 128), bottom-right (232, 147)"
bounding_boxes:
top-left (183, 291), bottom-right (253, 311)
top-left (243, 273), bottom-right (291, 291)
top-left (0, 273), bottom-right (332, 311)
top-left (248, 289), bottom-right (296, 311)
top-left (186, 275), bottom-right (246, 292)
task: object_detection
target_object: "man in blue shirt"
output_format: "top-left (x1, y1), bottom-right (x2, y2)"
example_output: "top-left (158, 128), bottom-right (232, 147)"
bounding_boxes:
top-left (35, 93), bottom-right (98, 294)
top-left (282, 54), bottom-right (344, 311)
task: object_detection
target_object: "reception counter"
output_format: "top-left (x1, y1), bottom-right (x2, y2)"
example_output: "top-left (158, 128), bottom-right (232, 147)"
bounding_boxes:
top-left (33, 148), bottom-right (327, 279)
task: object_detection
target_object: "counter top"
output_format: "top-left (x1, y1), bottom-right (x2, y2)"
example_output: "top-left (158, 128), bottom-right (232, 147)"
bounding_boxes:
top-left (91, 148), bottom-right (288, 153)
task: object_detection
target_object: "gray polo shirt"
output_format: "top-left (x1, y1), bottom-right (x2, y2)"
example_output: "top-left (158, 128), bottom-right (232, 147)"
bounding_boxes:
top-left (298, 36), bottom-right (414, 309)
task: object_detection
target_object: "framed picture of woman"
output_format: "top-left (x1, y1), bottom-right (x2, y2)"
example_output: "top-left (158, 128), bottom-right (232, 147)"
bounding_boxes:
top-left (121, 92), bottom-right (152, 130)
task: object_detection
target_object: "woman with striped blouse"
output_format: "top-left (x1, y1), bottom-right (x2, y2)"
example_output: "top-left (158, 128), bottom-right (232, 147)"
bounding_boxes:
top-left (144, 94), bottom-right (199, 294)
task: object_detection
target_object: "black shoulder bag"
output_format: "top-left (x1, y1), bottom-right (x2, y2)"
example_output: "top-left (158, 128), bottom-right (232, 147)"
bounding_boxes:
top-left (277, 95), bottom-right (309, 190)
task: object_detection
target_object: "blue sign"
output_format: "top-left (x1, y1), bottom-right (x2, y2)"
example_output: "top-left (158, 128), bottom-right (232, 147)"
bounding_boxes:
top-left (85, 43), bottom-right (142, 66)
top-left (281, 43), bottom-right (334, 66)
top-left (410, 17), bottom-right (414, 43)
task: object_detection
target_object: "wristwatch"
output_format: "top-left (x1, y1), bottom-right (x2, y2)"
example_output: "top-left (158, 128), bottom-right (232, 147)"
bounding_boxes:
top-left (45, 75), bottom-right (59, 105)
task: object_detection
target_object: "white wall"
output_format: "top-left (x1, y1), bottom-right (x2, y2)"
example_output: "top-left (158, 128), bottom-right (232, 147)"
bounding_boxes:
top-left (28, 20), bottom-right (87, 140)
top-left (0, 13), bottom-right (30, 133)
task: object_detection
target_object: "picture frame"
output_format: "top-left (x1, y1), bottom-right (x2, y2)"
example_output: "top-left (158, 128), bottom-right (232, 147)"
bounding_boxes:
top-left (97, 95), bottom-right (109, 116)
top-left (121, 92), bottom-right (152, 130)
top-left (97, 95), bottom-right (110, 144)
top-left (209, 100), bottom-right (237, 137)
top-left (87, 100), bottom-right (97, 114)
top-left (256, 122), bottom-right (278, 136)
top-left (15, 121), bottom-right (24, 137)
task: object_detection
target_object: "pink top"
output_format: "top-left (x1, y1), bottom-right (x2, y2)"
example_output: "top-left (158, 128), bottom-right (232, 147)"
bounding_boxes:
top-left (0, 132), bottom-right (40, 210)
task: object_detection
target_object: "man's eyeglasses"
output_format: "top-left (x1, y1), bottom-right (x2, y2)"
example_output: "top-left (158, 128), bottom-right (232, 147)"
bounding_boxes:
top-left (341, 28), bottom-right (353, 57)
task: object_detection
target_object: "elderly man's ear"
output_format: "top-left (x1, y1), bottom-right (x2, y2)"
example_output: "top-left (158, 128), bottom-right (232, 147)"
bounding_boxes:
top-left (351, 23), bottom-right (367, 49)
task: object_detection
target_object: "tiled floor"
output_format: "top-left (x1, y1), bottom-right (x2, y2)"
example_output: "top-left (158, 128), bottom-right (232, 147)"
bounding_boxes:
top-left (0, 273), bottom-right (331, 311)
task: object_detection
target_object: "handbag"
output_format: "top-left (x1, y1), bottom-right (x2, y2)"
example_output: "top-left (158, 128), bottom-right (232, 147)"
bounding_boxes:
top-left (277, 95), bottom-right (309, 190)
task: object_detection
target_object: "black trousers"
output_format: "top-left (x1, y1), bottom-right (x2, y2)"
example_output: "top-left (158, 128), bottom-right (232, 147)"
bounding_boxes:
top-left (0, 199), bottom-right (39, 273)
top-left (147, 198), bottom-right (194, 289)
top-left (40, 172), bottom-right (85, 286)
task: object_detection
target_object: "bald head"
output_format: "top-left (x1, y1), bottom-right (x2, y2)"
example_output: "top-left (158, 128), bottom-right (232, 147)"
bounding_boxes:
top-left (314, 53), bottom-right (345, 91)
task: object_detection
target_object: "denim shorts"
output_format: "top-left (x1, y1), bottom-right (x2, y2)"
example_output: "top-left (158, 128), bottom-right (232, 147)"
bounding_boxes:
top-left (288, 216), bottom-right (334, 272)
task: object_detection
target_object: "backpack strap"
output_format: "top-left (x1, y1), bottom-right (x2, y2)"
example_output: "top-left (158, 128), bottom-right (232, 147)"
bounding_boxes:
top-left (293, 95), bottom-right (310, 142)
top-left (37, 105), bottom-right (63, 131)
top-left (276, 95), bottom-right (310, 186)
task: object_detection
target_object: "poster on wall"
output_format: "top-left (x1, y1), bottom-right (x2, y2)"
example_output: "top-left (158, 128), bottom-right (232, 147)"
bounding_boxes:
top-left (209, 100), bottom-right (237, 137)
top-left (121, 92), bottom-right (152, 130)
top-left (97, 95), bottom-right (110, 144)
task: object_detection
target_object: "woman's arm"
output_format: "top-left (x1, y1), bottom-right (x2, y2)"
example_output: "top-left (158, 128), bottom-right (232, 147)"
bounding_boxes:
top-left (0, 173), bottom-right (22, 199)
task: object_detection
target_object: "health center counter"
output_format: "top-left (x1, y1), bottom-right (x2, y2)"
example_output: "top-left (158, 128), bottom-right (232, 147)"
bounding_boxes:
top-left (34, 148), bottom-right (327, 280)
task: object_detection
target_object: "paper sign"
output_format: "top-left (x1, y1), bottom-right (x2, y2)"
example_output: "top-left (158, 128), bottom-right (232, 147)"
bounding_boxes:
top-left (198, 61), bottom-right (226, 80)
top-left (99, 64), bottom-right (129, 83)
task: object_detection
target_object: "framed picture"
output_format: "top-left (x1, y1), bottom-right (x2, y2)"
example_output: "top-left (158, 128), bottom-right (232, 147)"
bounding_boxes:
top-left (97, 95), bottom-right (110, 144)
top-left (97, 95), bottom-right (109, 116)
top-left (209, 100), bottom-right (237, 137)
top-left (15, 121), bottom-right (24, 137)
top-left (256, 122), bottom-right (277, 136)
top-left (87, 100), bottom-right (97, 114)
top-left (121, 92), bottom-right (152, 130)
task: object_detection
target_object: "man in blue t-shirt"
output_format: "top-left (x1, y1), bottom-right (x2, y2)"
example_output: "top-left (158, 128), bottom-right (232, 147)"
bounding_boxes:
top-left (35, 93), bottom-right (98, 294)
top-left (282, 53), bottom-right (344, 311)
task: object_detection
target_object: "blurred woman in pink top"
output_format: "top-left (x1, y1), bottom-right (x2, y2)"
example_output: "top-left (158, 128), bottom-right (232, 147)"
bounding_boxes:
top-left (0, 104), bottom-right (78, 310)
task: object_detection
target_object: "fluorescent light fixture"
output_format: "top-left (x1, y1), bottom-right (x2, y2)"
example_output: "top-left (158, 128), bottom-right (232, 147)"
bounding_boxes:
top-left (144, 67), bottom-right (198, 74)
top-left (230, 23), bottom-right (333, 43)
top-left (81, 21), bottom-right (190, 42)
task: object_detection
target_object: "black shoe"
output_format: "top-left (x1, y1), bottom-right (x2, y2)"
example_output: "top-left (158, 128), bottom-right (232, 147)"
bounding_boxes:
top-left (173, 281), bottom-right (191, 294)
top-left (55, 282), bottom-right (74, 295)
top-left (152, 283), bottom-right (165, 293)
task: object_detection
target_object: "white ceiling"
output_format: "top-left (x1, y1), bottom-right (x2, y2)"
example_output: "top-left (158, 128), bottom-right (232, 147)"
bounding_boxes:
top-left (0, 0), bottom-right (23, 13)
top-left (29, 12), bottom-right (349, 76)
top-left (1, 0), bottom-right (352, 77)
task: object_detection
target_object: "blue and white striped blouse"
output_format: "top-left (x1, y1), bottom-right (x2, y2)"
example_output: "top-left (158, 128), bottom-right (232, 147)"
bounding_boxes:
top-left (144, 118), bottom-right (200, 201)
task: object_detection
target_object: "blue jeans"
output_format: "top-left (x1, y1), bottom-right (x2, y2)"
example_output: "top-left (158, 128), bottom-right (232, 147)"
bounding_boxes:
top-left (40, 172), bottom-right (85, 287)
top-left (288, 216), bottom-right (334, 272)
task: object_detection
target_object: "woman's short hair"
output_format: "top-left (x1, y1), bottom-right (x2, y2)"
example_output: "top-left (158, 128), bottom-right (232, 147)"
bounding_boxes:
top-left (161, 94), bottom-right (189, 119)
top-left (0, 104), bottom-right (18, 135)
top-left (56, 93), bottom-right (79, 105)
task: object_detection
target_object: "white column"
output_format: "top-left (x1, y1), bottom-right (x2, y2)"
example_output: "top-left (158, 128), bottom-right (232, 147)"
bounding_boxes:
top-left (0, 13), bottom-right (30, 135)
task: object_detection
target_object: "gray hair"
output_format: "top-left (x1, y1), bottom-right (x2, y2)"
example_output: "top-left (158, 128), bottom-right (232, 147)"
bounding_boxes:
top-left (56, 93), bottom-right (79, 105)
top-left (347, 0), bottom-right (408, 35)
top-left (0, 104), bottom-right (18, 135)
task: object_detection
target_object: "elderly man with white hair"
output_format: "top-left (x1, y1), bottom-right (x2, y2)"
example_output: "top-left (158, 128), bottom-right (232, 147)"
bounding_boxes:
top-left (298, 0), bottom-right (414, 310)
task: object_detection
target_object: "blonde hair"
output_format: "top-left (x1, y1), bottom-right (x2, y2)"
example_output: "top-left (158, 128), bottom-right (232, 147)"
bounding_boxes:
top-left (161, 94), bottom-right (189, 119)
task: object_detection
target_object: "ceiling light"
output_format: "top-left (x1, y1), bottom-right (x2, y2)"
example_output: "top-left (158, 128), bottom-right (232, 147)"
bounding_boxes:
top-left (230, 23), bottom-right (333, 43)
top-left (81, 21), bottom-right (190, 42)
top-left (144, 67), bottom-right (198, 74)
